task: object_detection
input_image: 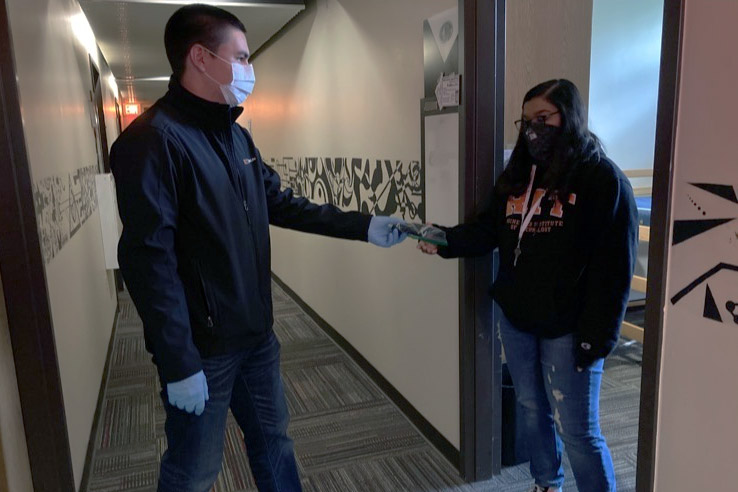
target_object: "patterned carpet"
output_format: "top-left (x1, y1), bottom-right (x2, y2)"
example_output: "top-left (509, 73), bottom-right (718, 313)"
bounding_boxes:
top-left (82, 282), bottom-right (641, 492)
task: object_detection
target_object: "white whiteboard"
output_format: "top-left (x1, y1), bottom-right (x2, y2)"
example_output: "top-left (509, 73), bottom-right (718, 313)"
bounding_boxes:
top-left (424, 112), bottom-right (459, 227)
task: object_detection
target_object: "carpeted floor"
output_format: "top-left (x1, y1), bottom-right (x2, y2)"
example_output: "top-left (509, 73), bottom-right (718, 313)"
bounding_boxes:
top-left (83, 282), bottom-right (641, 492)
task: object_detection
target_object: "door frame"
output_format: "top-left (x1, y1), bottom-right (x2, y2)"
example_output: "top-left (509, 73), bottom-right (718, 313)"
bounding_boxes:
top-left (89, 56), bottom-right (111, 173)
top-left (0, 1), bottom-right (75, 490)
top-left (458, 0), bottom-right (506, 481)
top-left (636, 0), bottom-right (685, 490)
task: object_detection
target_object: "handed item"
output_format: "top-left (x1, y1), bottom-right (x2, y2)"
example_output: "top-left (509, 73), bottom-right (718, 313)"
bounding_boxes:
top-left (392, 223), bottom-right (448, 246)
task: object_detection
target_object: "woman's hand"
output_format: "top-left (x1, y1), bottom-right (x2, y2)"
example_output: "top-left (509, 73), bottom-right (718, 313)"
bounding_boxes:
top-left (417, 241), bottom-right (438, 255)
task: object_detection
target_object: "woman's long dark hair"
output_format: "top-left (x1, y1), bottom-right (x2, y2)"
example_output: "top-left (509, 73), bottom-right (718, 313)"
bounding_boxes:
top-left (496, 79), bottom-right (603, 198)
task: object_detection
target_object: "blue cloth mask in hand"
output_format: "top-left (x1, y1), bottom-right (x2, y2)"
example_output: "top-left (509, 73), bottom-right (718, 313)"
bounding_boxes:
top-left (167, 370), bottom-right (209, 416)
top-left (368, 216), bottom-right (407, 248)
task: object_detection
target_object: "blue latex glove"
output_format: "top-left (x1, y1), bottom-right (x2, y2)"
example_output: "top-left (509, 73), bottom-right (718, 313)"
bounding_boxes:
top-left (167, 370), bottom-right (209, 416)
top-left (368, 216), bottom-right (407, 248)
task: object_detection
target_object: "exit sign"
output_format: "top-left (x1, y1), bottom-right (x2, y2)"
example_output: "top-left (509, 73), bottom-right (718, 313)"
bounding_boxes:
top-left (124, 103), bottom-right (141, 115)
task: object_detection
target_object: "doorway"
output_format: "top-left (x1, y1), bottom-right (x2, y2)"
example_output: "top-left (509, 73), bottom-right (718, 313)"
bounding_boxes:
top-left (458, 1), bottom-right (684, 490)
top-left (89, 56), bottom-right (110, 173)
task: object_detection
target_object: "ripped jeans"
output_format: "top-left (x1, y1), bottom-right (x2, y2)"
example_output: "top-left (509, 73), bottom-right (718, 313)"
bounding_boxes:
top-left (499, 309), bottom-right (616, 492)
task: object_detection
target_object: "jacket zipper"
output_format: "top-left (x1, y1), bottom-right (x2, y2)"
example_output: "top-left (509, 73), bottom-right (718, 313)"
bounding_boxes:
top-left (225, 126), bottom-right (270, 315)
top-left (225, 126), bottom-right (258, 259)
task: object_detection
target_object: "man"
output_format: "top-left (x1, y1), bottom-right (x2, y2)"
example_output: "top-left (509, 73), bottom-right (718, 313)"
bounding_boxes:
top-left (111, 5), bottom-right (406, 491)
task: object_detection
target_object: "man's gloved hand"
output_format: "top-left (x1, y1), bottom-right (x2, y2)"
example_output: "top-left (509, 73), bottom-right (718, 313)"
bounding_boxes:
top-left (167, 370), bottom-right (209, 416)
top-left (368, 216), bottom-right (407, 248)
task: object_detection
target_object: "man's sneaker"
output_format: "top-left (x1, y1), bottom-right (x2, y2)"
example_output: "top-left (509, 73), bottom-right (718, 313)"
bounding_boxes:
top-left (528, 486), bottom-right (562, 492)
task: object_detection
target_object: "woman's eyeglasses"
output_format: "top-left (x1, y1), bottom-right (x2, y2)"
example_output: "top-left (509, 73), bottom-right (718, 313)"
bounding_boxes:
top-left (514, 111), bottom-right (560, 131)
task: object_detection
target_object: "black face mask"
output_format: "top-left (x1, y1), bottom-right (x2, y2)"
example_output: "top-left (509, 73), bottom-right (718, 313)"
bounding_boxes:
top-left (523, 122), bottom-right (561, 162)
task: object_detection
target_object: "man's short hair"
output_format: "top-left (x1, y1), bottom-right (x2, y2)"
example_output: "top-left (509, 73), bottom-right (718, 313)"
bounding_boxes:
top-left (164, 4), bottom-right (246, 78)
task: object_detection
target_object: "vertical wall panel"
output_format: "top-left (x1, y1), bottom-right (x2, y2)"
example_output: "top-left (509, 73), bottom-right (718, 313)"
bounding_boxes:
top-left (4, 0), bottom-right (119, 486)
top-left (654, 1), bottom-right (738, 489)
top-left (0, 278), bottom-right (33, 492)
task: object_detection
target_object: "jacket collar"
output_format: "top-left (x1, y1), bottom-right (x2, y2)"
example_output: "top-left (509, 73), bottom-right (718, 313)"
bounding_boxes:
top-left (163, 76), bottom-right (244, 128)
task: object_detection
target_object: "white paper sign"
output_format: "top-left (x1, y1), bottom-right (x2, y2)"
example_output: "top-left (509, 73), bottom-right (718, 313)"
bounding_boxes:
top-left (435, 73), bottom-right (461, 110)
top-left (95, 174), bottom-right (120, 270)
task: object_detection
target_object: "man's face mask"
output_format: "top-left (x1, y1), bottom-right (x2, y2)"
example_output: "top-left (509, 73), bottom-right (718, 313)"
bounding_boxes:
top-left (523, 122), bottom-right (561, 163)
top-left (202, 47), bottom-right (255, 107)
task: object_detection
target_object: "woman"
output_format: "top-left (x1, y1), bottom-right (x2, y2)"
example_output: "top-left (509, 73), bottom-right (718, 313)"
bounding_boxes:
top-left (420, 79), bottom-right (637, 492)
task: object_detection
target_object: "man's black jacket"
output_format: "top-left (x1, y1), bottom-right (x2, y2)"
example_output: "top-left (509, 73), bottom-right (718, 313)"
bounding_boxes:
top-left (112, 79), bottom-right (371, 383)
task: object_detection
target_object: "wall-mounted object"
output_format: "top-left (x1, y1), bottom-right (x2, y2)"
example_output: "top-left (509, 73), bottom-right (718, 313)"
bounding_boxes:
top-left (423, 7), bottom-right (459, 101)
top-left (124, 102), bottom-right (141, 115)
top-left (421, 99), bottom-right (458, 227)
top-left (95, 173), bottom-right (119, 269)
top-left (435, 73), bottom-right (461, 110)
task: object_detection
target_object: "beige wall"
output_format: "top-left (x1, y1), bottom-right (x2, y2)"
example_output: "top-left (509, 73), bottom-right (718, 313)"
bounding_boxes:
top-left (242, 0), bottom-right (461, 447)
top-left (5, 0), bottom-right (119, 487)
top-left (588, 0), bottom-right (663, 172)
top-left (654, 0), bottom-right (738, 489)
top-left (0, 279), bottom-right (33, 492)
top-left (505, 0), bottom-right (594, 146)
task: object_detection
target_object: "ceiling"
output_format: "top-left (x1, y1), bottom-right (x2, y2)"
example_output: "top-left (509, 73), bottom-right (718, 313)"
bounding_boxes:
top-left (80, 0), bottom-right (305, 106)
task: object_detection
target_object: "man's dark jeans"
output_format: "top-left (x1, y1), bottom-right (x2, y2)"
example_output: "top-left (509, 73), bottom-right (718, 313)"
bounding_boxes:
top-left (156, 331), bottom-right (301, 492)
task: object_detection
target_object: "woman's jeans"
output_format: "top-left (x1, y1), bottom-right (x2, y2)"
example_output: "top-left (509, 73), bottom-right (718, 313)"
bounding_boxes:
top-left (499, 310), bottom-right (616, 491)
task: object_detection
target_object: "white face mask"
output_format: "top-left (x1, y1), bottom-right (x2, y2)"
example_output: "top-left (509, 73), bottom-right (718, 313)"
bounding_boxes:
top-left (202, 47), bottom-right (255, 107)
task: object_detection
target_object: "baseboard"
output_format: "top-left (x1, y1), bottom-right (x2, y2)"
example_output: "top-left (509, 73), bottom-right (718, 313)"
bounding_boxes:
top-left (78, 304), bottom-right (120, 492)
top-left (271, 273), bottom-right (461, 470)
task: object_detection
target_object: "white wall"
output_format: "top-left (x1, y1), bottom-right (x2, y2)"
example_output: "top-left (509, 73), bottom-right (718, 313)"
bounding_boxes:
top-left (654, 1), bottom-right (738, 489)
top-left (242, 0), bottom-right (460, 447)
top-left (0, 278), bottom-right (33, 492)
top-left (5, 0), bottom-right (119, 487)
top-left (505, 0), bottom-right (594, 147)
top-left (588, 0), bottom-right (663, 171)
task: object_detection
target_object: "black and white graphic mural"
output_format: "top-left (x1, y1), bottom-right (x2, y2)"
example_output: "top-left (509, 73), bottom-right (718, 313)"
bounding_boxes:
top-left (670, 181), bottom-right (738, 325)
top-left (33, 165), bottom-right (99, 264)
top-left (269, 157), bottom-right (425, 222)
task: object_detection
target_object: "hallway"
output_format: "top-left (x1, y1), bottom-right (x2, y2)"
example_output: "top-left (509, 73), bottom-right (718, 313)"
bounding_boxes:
top-left (83, 281), bottom-right (641, 492)
top-left (3, 1), bottom-right (737, 490)
top-left (83, 283), bottom-right (467, 491)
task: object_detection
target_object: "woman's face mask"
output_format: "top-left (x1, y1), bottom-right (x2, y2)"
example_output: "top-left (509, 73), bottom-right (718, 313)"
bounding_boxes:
top-left (523, 122), bottom-right (562, 162)
top-left (518, 98), bottom-right (563, 162)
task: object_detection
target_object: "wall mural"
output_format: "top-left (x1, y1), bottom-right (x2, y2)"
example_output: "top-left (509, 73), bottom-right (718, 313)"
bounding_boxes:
top-left (33, 165), bottom-right (99, 264)
top-left (268, 157), bottom-right (425, 222)
top-left (669, 181), bottom-right (738, 325)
